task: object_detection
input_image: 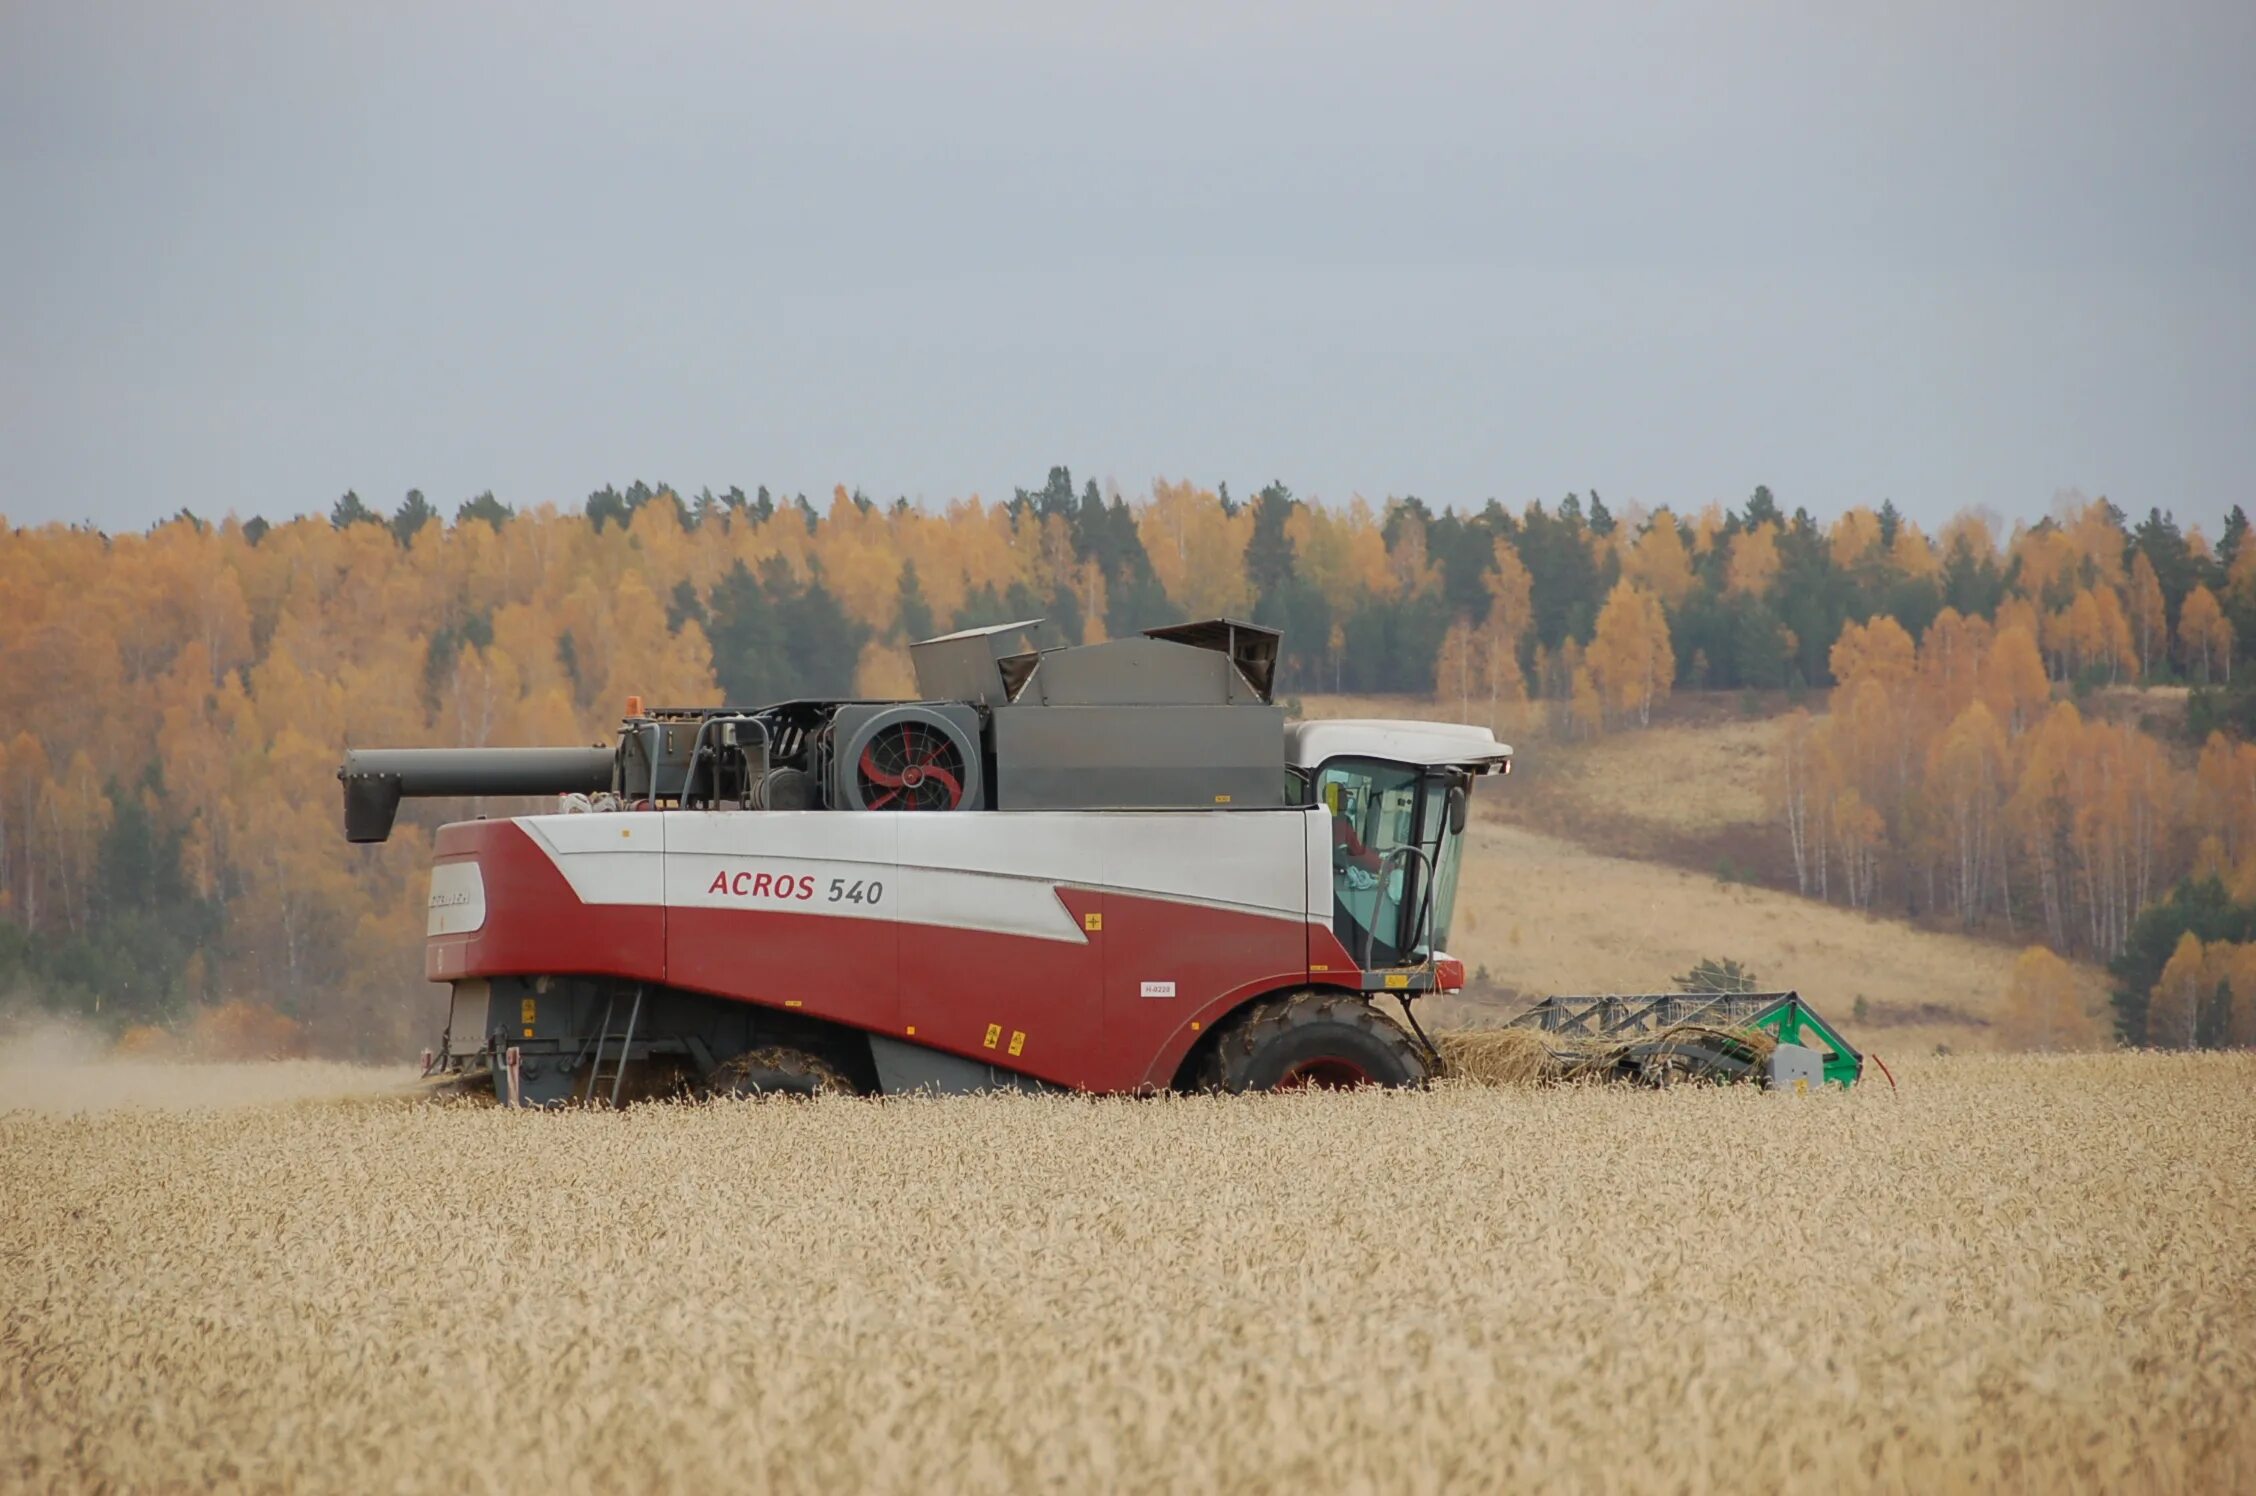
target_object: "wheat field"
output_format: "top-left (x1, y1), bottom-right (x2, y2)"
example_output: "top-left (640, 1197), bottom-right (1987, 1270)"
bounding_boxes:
top-left (4, 1054), bottom-right (2252, 1494)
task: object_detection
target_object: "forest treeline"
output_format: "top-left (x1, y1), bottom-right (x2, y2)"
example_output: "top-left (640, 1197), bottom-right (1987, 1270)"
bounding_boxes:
top-left (3, 469), bottom-right (2253, 1054)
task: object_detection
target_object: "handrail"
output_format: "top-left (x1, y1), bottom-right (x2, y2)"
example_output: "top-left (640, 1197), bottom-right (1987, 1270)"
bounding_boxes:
top-left (1359, 842), bottom-right (1437, 972)
top-left (677, 714), bottom-right (772, 808)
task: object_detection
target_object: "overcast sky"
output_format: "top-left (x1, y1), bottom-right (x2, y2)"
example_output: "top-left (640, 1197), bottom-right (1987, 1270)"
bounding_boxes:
top-left (3, 1), bottom-right (2251, 534)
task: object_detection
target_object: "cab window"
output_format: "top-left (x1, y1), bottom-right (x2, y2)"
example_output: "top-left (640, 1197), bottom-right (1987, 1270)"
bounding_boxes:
top-left (1315, 758), bottom-right (1428, 967)
top-left (1312, 756), bottom-right (1472, 968)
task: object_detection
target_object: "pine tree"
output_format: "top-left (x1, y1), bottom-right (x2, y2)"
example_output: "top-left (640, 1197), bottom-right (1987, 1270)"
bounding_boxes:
top-left (1013, 465), bottom-right (1077, 524)
top-left (330, 491), bottom-right (379, 530)
top-left (1743, 485), bottom-right (1781, 529)
top-left (1244, 482), bottom-right (1297, 602)
top-left (2133, 507), bottom-right (2196, 618)
top-left (585, 486), bottom-right (630, 532)
top-left (390, 490), bottom-right (438, 546)
top-left (666, 581), bottom-right (707, 634)
top-left (706, 561), bottom-right (789, 703)
top-left (1096, 496), bottom-right (1174, 635)
top-left (2219, 506), bottom-right (2250, 574)
top-left (897, 559), bottom-right (936, 642)
top-left (456, 491), bottom-right (512, 528)
top-left (1427, 507), bottom-right (1506, 623)
top-left (1586, 491), bottom-right (1615, 536)
top-left (784, 564), bottom-right (872, 693)
top-left (1515, 500), bottom-right (1604, 650)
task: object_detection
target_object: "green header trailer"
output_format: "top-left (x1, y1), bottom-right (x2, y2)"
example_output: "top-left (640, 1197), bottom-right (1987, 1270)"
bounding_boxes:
top-left (1506, 991), bottom-right (1864, 1089)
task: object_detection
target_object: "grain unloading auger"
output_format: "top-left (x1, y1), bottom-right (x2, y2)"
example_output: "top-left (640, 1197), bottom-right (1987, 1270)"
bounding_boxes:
top-left (339, 616), bottom-right (1862, 1102)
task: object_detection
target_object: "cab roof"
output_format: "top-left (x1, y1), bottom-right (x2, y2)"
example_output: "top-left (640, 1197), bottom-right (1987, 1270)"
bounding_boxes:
top-left (1285, 719), bottom-right (1514, 773)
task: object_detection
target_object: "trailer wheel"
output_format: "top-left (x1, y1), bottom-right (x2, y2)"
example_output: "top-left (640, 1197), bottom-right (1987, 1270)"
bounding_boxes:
top-left (1207, 991), bottom-right (1431, 1093)
top-left (707, 1046), bottom-right (856, 1099)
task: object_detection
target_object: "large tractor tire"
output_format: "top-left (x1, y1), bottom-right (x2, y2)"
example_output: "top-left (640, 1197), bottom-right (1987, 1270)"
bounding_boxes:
top-left (1204, 991), bottom-right (1432, 1092)
top-left (707, 1046), bottom-right (857, 1099)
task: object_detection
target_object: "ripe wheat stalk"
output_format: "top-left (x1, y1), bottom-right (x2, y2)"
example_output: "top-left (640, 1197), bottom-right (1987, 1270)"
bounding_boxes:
top-left (2, 1052), bottom-right (2251, 1493)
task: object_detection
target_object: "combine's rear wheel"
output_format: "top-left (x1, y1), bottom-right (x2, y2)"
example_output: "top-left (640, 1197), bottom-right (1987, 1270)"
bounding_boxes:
top-left (707, 1046), bottom-right (856, 1099)
top-left (1205, 991), bottom-right (1431, 1093)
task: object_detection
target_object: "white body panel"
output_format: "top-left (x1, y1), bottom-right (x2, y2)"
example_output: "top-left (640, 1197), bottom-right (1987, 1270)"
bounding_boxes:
top-left (522, 814), bottom-right (667, 907)
top-left (1076, 812), bottom-right (1308, 919)
top-left (514, 807), bottom-right (1321, 935)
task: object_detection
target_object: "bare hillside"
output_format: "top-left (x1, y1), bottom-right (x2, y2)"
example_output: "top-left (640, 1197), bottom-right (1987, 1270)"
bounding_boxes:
top-left (1300, 693), bottom-right (2116, 1053)
top-left (1299, 690), bottom-right (1782, 862)
top-left (1444, 820), bottom-right (2109, 1055)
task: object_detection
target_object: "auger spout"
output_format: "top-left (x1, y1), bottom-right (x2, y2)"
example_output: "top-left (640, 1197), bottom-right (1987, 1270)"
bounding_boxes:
top-left (340, 746), bottom-right (614, 844)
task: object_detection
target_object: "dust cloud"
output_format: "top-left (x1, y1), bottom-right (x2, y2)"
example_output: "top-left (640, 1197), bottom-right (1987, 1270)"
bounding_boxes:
top-left (0, 1012), bottom-right (418, 1115)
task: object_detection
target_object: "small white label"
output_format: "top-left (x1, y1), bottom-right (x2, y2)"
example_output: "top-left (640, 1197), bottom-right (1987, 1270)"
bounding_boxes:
top-left (1140, 980), bottom-right (1176, 998)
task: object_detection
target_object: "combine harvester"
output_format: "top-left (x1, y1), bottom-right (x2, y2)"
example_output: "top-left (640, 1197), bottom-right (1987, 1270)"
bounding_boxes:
top-left (340, 618), bottom-right (1861, 1103)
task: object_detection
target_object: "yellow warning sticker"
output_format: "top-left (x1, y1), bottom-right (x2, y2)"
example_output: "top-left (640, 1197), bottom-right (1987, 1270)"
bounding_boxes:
top-left (1384, 974), bottom-right (1410, 989)
top-left (1083, 912), bottom-right (1102, 932)
top-left (1007, 1031), bottom-right (1026, 1057)
top-left (983, 1023), bottom-right (1002, 1050)
top-left (1213, 794), bottom-right (1232, 803)
top-left (520, 997), bottom-right (537, 1023)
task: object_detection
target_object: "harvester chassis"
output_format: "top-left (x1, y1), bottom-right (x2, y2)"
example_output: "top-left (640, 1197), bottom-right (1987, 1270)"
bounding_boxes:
top-left (434, 976), bottom-right (889, 1106)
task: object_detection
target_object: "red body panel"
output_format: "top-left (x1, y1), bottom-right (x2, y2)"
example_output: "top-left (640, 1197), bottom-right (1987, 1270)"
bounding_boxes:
top-left (665, 906), bottom-right (902, 1037)
top-left (663, 889), bottom-right (1318, 1091)
top-left (430, 814), bottom-right (1361, 1092)
top-left (426, 821), bottom-right (663, 986)
top-left (1081, 888), bottom-right (1311, 1091)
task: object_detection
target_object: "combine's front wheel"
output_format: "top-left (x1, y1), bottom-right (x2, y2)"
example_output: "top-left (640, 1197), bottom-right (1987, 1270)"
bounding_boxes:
top-left (707, 1046), bottom-right (856, 1099)
top-left (1205, 991), bottom-right (1431, 1093)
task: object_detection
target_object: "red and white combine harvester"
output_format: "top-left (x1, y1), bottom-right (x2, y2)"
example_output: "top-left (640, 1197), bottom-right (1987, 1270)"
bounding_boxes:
top-left (342, 618), bottom-right (1512, 1103)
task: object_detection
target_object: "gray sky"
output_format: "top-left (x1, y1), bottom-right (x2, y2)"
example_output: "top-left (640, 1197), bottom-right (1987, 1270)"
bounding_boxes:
top-left (4, 1), bottom-right (2251, 534)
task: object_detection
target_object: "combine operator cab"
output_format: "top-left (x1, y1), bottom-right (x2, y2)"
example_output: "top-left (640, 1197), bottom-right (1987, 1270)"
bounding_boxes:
top-left (1288, 722), bottom-right (1508, 978)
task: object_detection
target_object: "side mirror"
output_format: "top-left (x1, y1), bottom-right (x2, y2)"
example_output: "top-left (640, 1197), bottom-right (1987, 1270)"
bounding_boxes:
top-left (1447, 784), bottom-right (1469, 835)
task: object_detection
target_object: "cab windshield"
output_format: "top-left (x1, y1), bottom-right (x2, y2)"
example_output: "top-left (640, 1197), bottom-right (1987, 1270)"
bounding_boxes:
top-left (1315, 756), bottom-right (1466, 968)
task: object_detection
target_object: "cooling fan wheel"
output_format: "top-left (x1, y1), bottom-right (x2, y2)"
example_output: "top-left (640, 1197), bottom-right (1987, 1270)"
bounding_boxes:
top-left (854, 720), bottom-right (969, 810)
